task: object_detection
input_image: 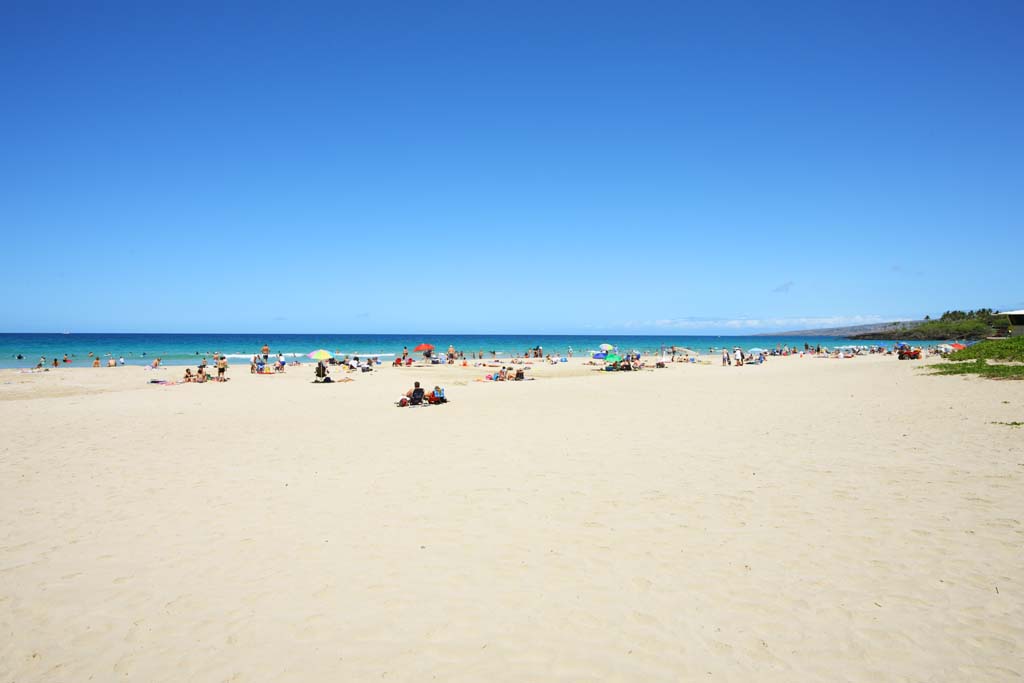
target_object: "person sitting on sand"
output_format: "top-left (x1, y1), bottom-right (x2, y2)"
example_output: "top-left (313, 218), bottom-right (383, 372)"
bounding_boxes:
top-left (393, 357), bottom-right (403, 367)
top-left (515, 368), bottom-right (525, 381)
top-left (151, 358), bottom-right (161, 369)
top-left (183, 368), bottom-right (194, 382)
top-left (403, 381), bottom-right (426, 405)
top-left (196, 365), bottom-right (207, 382)
top-left (314, 361), bottom-right (330, 382)
top-left (92, 357), bottom-right (101, 368)
top-left (107, 358), bottom-right (116, 367)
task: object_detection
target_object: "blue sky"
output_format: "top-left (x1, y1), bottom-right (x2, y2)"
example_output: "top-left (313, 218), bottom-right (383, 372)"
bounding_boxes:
top-left (2, 1), bottom-right (1021, 334)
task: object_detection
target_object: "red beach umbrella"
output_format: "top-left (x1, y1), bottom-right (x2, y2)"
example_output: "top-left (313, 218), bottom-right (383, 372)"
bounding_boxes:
top-left (950, 343), bottom-right (966, 350)
top-left (413, 343), bottom-right (434, 352)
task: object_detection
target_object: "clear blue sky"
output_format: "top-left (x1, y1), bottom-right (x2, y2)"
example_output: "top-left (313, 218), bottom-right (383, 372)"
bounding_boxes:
top-left (2, 1), bottom-right (1021, 333)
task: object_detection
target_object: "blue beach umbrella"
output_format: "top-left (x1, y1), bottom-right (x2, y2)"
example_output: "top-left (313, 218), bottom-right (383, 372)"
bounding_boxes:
top-left (593, 352), bottom-right (607, 360)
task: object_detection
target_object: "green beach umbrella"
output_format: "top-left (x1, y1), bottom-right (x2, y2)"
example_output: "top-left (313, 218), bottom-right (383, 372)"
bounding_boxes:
top-left (604, 353), bottom-right (622, 363)
top-left (307, 349), bottom-right (332, 361)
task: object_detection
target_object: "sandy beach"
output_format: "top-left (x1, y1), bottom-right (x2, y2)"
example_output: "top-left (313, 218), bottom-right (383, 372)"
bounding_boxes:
top-left (1, 354), bottom-right (1021, 682)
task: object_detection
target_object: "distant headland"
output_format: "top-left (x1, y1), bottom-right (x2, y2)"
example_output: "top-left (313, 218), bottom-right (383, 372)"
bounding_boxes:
top-left (766, 309), bottom-right (1012, 341)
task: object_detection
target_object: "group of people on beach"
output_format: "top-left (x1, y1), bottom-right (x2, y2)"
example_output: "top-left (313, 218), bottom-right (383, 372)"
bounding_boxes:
top-left (184, 355), bottom-right (229, 382)
top-left (36, 352), bottom-right (129, 369)
top-left (251, 352), bottom-right (287, 374)
top-left (484, 366), bottom-right (528, 381)
top-left (722, 348), bottom-right (766, 367)
top-left (396, 381), bottom-right (447, 406)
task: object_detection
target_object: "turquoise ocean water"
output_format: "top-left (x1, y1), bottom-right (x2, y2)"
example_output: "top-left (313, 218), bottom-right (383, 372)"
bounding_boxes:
top-left (0, 333), bottom-right (942, 369)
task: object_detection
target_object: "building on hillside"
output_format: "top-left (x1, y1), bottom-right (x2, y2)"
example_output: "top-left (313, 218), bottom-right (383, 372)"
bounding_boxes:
top-left (999, 310), bottom-right (1024, 336)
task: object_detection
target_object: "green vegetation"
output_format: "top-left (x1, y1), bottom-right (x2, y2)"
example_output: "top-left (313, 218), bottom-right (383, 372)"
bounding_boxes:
top-left (947, 336), bottom-right (1024, 363)
top-left (991, 421), bottom-right (1023, 428)
top-left (903, 319), bottom-right (993, 340)
top-left (938, 308), bottom-right (1009, 329)
top-left (928, 359), bottom-right (1024, 380)
top-left (927, 338), bottom-right (1024, 381)
top-left (853, 308), bottom-right (1011, 340)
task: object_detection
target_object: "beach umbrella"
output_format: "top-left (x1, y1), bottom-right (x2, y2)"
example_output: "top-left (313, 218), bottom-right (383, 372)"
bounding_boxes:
top-left (599, 343), bottom-right (614, 351)
top-left (592, 352), bottom-right (607, 360)
top-left (748, 347), bottom-right (767, 354)
top-left (604, 353), bottom-right (623, 363)
top-left (413, 343), bottom-right (434, 352)
top-left (950, 343), bottom-right (966, 350)
top-left (307, 349), bottom-right (332, 361)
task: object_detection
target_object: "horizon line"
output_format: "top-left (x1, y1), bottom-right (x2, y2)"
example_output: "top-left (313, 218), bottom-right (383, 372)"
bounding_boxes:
top-left (0, 330), bottom-right (880, 337)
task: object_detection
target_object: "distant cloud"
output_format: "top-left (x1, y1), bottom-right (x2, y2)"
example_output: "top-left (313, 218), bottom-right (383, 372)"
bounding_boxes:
top-left (627, 314), bottom-right (890, 331)
top-left (892, 265), bottom-right (925, 277)
top-left (772, 280), bottom-right (795, 293)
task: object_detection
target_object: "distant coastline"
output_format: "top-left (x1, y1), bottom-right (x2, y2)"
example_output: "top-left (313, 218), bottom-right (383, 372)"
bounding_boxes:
top-left (760, 321), bottom-right (923, 338)
top-left (767, 314), bottom-right (1011, 341)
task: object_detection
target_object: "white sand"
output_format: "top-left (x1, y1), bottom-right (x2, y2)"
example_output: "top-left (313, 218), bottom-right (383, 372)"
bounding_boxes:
top-left (1, 355), bottom-right (1021, 682)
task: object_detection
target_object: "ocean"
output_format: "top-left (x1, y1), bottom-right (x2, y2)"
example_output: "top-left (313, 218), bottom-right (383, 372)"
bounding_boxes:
top-left (0, 333), bottom-right (942, 369)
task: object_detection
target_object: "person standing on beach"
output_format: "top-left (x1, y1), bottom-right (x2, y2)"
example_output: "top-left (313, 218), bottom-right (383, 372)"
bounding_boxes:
top-left (217, 355), bottom-right (228, 380)
top-left (261, 344), bottom-right (270, 363)
top-left (402, 346), bottom-right (408, 360)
